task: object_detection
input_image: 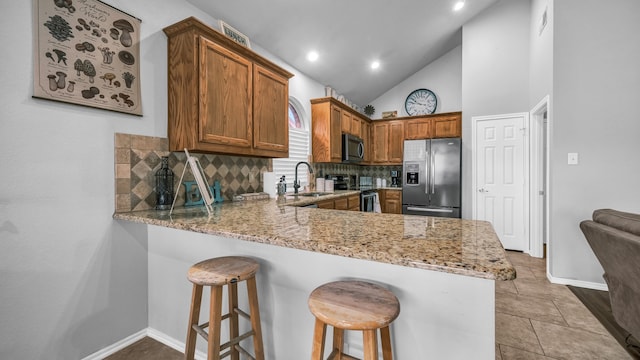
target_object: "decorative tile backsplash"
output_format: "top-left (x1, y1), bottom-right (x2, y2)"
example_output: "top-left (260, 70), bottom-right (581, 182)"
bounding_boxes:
top-left (114, 133), bottom-right (403, 213)
top-left (313, 163), bottom-right (402, 184)
top-left (114, 133), bottom-right (271, 212)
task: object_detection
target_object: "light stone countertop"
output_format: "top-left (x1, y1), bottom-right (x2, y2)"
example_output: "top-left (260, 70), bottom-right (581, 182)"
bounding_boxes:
top-left (113, 191), bottom-right (516, 281)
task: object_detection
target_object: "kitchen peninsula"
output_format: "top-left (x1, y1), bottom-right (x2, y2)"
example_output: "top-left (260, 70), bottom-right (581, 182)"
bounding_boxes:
top-left (114, 193), bottom-right (515, 359)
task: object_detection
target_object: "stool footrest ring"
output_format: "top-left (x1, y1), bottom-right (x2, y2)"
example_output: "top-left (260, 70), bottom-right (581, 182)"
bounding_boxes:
top-left (327, 350), bottom-right (359, 360)
top-left (196, 306), bottom-right (249, 330)
top-left (192, 323), bottom-right (255, 347)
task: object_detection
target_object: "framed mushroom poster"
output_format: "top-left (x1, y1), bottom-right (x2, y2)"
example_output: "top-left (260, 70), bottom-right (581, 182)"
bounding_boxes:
top-left (33, 0), bottom-right (142, 115)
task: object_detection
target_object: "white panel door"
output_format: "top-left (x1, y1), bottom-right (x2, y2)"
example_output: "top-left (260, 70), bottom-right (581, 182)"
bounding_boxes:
top-left (474, 114), bottom-right (527, 251)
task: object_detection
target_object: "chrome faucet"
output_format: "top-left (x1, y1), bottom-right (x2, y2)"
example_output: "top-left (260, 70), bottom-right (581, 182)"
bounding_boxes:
top-left (294, 161), bottom-right (314, 194)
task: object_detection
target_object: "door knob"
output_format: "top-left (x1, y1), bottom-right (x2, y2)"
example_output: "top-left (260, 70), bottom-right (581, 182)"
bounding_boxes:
top-left (478, 188), bottom-right (488, 193)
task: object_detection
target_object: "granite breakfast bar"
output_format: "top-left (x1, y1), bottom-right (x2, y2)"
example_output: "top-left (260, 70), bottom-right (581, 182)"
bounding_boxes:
top-left (114, 192), bottom-right (515, 359)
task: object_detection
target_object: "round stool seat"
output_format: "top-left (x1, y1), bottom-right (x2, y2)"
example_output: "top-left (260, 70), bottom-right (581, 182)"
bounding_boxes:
top-left (187, 256), bottom-right (259, 286)
top-left (308, 280), bottom-right (400, 330)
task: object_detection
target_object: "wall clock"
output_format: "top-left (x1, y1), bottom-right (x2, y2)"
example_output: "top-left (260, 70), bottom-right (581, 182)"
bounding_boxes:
top-left (405, 88), bottom-right (437, 116)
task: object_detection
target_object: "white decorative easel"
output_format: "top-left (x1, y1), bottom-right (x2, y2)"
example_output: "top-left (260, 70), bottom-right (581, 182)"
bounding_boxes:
top-left (170, 149), bottom-right (214, 216)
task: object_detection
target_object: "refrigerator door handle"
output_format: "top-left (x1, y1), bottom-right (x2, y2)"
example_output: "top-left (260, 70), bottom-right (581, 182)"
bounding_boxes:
top-left (407, 207), bottom-right (454, 213)
top-left (425, 155), bottom-right (430, 196)
top-left (430, 149), bottom-right (436, 194)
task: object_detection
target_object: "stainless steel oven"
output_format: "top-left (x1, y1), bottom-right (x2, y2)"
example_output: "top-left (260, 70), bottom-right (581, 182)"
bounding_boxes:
top-left (325, 174), bottom-right (348, 190)
top-left (360, 190), bottom-right (377, 212)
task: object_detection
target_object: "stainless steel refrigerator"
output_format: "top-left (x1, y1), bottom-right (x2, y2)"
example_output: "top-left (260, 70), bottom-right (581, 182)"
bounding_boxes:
top-left (402, 138), bottom-right (461, 218)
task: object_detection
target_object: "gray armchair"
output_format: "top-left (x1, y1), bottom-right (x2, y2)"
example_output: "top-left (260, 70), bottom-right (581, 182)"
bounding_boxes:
top-left (580, 209), bottom-right (640, 343)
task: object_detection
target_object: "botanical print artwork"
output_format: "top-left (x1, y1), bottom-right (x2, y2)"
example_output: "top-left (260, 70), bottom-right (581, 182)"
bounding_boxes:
top-left (34, 0), bottom-right (142, 115)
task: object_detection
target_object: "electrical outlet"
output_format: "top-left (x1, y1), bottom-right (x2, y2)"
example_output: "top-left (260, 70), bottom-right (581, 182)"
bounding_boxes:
top-left (568, 153), bottom-right (579, 165)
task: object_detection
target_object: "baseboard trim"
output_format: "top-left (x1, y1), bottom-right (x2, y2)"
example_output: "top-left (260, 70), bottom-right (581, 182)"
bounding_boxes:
top-left (81, 329), bottom-right (147, 360)
top-left (146, 327), bottom-right (206, 360)
top-left (81, 327), bottom-right (208, 360)
top-left (547, 272), bottom-right (609, 291)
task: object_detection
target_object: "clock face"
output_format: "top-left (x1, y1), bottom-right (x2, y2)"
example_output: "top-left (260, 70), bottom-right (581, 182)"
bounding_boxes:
top-left (405, 89), bottom-right (437, 116)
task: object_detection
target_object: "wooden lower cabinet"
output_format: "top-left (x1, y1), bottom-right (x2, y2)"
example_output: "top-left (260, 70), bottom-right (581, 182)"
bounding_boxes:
top-left (334, 197), bottom-right (349, 210)
top-left (347, 194), bottom-right (360, 211)
top-left (379, 189), bottom-right (402, 214)
top-left (317, 199), bottom-right (335, 209)
top-left (313, 194), bottom-right (360, 211)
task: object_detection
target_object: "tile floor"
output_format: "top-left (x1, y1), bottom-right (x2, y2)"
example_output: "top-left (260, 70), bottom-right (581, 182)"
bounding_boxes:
top-left (496, 251), bottom-right (632, 359)
top-left (107, 251), bottom-right (632, 359)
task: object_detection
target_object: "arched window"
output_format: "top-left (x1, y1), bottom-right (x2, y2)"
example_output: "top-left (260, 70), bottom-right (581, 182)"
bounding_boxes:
top-left (289, 103), bottom-right (302, 129)
top-left (272, 97), bottom-right (310, 191)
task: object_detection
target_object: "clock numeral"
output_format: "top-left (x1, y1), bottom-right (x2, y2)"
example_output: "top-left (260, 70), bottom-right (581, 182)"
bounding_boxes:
top-left (405, 89), bottom-right (437, 116)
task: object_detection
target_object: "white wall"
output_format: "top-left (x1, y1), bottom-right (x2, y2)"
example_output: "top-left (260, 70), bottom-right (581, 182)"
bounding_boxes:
top-left (147, 226), bottom-right (496, 360)
top-left (549, 0), bottom-right (640, 283)
top-left (369, 45), bottom-right (462, 118)
top-left (529, 0), bottom-right (553, 107)
top-left (0, 1), bottom-right (323, 358)
top-left (461, 0), bottom-right (531, 219)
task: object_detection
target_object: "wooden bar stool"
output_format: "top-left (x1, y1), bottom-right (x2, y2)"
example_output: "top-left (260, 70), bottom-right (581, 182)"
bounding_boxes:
top-left (308, 280), bottom-right (400, 360)
top-left (185, 256), bottom-right (264, 360)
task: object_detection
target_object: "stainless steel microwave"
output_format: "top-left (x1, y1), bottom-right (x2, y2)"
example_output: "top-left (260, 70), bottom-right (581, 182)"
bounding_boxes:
top-left (342, 133), bottom-right (364, 163)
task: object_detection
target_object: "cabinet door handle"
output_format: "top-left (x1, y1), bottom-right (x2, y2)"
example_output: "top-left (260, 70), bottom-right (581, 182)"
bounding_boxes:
top-left (407, 207), bottom-right (453, 213)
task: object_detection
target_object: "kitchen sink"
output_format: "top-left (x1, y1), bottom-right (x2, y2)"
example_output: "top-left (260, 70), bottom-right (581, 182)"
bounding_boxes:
top-left (295, 192), bottom-right (330, 197)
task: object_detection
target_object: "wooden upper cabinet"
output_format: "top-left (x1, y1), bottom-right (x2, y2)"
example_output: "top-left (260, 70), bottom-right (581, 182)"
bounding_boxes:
top-left (330, 105), bottom-right (342, 161)
top-left (311, 98), bottom-right (459, 164)
top-left (253, 64), bottom-right (289, 152)
top-left (372, 121), bottom-right (389, 163)
top-left (362, 120), bottom-right (371, 164)
top-left (433, 114), bottom-right (462, 138)
top-left (340, 108), bottom-right (361, 137)
top-left (372, 121), bottom-right (403, 165)
top-left (388, 120), bottom-right (404, 164)
top-left (311, 101), bottom-right (343, 163)
top-left (341, 109), bottom-right (352, 134)
top-left (404, 117), bottom-right (432, 140)
top-left (404, 113), bottom-right (461, 140)
top-left (163, 17), bottom-right (293, 157)
top-left (351, 114), bottom-right (362, 138)
top-left (311, 98), bottom-right (371, 163)
top-left (199, 38), bottom-right (252, 148)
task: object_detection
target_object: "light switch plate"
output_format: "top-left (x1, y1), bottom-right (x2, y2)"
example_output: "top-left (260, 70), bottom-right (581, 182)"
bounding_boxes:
top-left (568, 152), bottom-right (579, 165)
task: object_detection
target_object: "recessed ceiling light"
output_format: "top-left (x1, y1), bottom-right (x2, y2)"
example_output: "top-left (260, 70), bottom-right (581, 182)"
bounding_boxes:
top-left (371, 61), bottom-right (380, 70)
top-left (453, 1), bottom-right (465, 11)
top-left (307, 51), bottom-right (319, 62)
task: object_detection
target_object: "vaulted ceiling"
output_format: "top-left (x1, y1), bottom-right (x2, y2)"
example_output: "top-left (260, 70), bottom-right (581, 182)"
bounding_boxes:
top-left (187, 0), bottom-right (498, 106)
